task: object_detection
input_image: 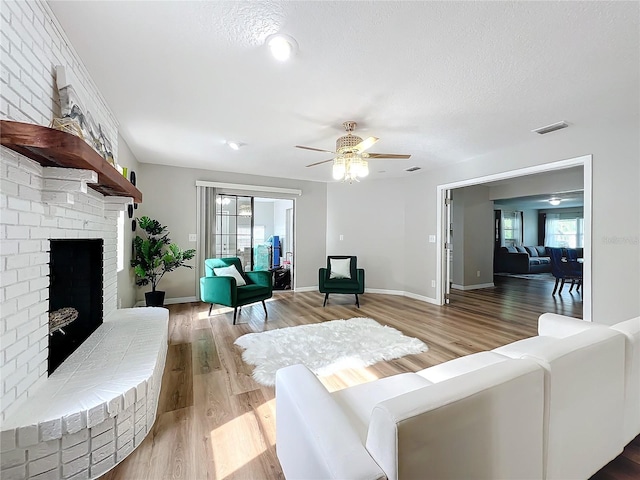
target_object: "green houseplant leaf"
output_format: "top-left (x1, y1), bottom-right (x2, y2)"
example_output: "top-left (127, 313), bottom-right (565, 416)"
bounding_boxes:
top-left (131, 216), bottom-right (196, 293)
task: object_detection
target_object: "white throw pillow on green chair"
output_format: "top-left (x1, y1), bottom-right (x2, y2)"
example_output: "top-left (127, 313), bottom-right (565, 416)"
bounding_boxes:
top-left (329, 258), bottom-right (352, 279)
top-left (213, 264), bottom-right (247, 286)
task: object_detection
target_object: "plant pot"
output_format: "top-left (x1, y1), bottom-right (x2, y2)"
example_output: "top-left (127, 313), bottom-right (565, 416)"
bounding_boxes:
top-left (145, 290), bottom-right (165, 307)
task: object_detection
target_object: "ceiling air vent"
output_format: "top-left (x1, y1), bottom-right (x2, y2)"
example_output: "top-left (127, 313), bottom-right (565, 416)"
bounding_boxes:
top-left (532, 121), bottom-right (569, 135)
top-left (405, 166), bottom-right (421, 172)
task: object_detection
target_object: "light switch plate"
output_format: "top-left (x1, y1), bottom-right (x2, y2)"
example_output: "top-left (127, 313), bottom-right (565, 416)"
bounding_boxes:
top-left (429, 235), bottom-right (436, 243)
top-left (188, 234), bottom-right (197, 242)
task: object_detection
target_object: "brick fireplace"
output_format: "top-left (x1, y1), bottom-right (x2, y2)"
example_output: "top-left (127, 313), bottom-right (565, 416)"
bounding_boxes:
top-left (0, 147), bottom-right (125, 421)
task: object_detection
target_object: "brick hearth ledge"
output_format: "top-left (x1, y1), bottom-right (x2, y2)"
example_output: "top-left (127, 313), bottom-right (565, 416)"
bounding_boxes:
top-left (0, 307), bottom-right (169, 480)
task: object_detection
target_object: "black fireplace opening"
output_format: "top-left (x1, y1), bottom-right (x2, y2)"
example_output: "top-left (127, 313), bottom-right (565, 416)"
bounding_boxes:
top-left (48, 239), bottom-right (104, 375)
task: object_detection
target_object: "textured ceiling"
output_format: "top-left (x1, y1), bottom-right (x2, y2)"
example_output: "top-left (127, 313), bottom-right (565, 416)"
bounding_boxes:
top-left (48, 1), bottom-right (639, 182)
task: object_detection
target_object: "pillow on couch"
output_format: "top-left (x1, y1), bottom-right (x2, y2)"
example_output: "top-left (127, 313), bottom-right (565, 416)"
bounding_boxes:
top-left (516, 246), bottom-right (528, 254)
top-left (525, 246), bottom-right (539, 257)
top-left (213, 264), bottom-right (247, 286)
top-left (329, 258), bottom-right (352, 279)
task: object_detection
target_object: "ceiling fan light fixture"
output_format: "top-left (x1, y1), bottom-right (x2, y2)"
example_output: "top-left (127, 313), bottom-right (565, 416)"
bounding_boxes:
top-left (549, 198), bottom-right (562, 206)
top-left (332, 157), bottom-right (346, 180)
top-left (266, 34), bottom-right (297, 62)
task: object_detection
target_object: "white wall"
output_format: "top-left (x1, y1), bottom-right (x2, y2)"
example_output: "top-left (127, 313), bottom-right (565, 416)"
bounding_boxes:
top-left (522, 209), bottom-right (539, 246)
top-left (326, 178), bottom-right (406, 291)
top-left (254, 201), bottom-right (275, 239)
top-left (450, 186), bottom-right (494, 288)
top-left (136, 163), bottom-right (327, 300)
top-left (489, 167), bottom-right (584, 200)
top-left (116, 136), bottom-right (140, 308)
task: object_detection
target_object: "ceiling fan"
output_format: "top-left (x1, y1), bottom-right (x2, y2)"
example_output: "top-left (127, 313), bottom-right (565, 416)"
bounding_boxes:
top-left (295, 121), bottom-right (411, 181)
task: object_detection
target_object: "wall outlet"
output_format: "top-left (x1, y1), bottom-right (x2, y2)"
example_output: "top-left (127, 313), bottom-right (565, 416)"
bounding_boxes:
top-left (431, 280), bottom-right (436, 288)
top-left (188, 234), bottom-right (197, 242)
top-left (429, 235), bottom-right (436, 243)
top-left (477, 270), bottom-right (481, 277)
top-left (339, 234), bottom-right (344, 241)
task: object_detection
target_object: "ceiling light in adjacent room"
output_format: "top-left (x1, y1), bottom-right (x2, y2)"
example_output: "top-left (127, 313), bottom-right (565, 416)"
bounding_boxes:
top-left (549, 198), bottom-right (562, 206)
top-left (227, 141), bottom-right (240, 150)
top-left (266, 34), bottom-right (297, 61)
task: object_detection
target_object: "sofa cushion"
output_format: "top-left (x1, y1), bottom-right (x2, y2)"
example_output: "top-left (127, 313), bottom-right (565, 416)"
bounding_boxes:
top-left (526, 246), bottom-right (539, 257)
top-left (538, 258), bottom-right (550, 265)
top-left (331, 373), bottom-right (433, 442)
top-left (416, 351), bottom-right (510, 383)
top-left (493, 335), bottom-right (558, 358)
top-left (535, 246), bottom-right (547, 256)
top-left (506, 246), bottom-right (518, 253)
top-left (516, 246), bottom-right (528, 253)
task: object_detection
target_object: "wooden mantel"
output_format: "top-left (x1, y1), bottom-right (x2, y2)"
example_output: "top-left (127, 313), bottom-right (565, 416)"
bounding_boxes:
top-left (0, 120), bottom-right (142, 203)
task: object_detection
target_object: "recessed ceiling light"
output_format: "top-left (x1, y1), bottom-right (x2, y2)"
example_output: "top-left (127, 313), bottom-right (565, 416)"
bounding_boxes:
top-left (266, 34), bottom-right (298, 62)
top-left (549, 198), bottom-right (562, 206)
top-left (227, 141), bottom-right (240, 151)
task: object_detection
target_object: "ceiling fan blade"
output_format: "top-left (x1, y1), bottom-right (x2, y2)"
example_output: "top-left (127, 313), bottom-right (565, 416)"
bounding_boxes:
top-left (306, 158), bottom-right (335, 167)
top-left (367, 153), bottom-right (412, 159)
top-left (354, 136), bottom-right (379, 152)
top-left (295, 145), bottom-right (336, 154)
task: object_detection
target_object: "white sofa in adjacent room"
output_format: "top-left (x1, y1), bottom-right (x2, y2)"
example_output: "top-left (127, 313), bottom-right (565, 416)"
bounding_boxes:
top-left (275, 312), bottom-right (635, 480)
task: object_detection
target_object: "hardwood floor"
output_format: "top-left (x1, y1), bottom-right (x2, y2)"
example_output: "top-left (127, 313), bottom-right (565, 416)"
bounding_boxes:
top-left (101, 277), bottom-right (638, 479)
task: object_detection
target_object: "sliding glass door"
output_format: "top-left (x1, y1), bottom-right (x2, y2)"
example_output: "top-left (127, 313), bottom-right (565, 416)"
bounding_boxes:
top-left (215, 194), bottom-right (254, 271)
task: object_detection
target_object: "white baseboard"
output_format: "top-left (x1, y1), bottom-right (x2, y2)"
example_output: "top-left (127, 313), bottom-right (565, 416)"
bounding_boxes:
top-left (451, 283), bottom-right (495, 291)
top-left (134, 296), bottom-right (198, 307)
top-left (403, 291), bottom-right (441, 305)
top-left (365, 288), bottom-right (404, 295)
top-left (294, 286), bottom-right (318, 292)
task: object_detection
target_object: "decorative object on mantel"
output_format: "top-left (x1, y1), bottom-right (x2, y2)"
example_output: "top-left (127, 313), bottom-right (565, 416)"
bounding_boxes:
top-left (131, 219), bottom-right (137, 232)
top-left (48, 307), bottom-right (79, 335)
top-left (49, 116), bottom-right (84, 140)
top-left (0, 120), bottom-right (142, 203)
top-left (129, 170), bottom-right (136, 186)
top-left (56, 65), bottom-right (116, 166)
top-left (131, 216), bottom-right (196, 306)
top-left (128, 204), bottom-right (134, 219)
top-left (235, 317), bottom-right (428, 386)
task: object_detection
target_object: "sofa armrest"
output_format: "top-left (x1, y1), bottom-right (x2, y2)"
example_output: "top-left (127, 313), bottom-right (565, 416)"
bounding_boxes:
top-left (245, 270), bottom-right (273, 289)
top-left (366, 359), bottom-right (544, 480)
top-left (199, 276), bottom-right (236, 306)
top-left (538, 313), bottom-right (603, 337)
top-left (275, 364), bottom-right (385, 480)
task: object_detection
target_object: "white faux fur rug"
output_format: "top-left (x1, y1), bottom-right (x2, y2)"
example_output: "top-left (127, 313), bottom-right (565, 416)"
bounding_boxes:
top-left (234, 317), bottom-right (428, 386)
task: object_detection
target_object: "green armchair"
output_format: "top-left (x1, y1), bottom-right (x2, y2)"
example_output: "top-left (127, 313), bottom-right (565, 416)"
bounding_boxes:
top-left (200, 257), bottom-right (273, 324)
top-left (319, 256), bottom-right (365, 307)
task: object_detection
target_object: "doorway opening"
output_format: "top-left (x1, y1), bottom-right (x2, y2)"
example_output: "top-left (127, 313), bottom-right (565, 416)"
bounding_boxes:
top-left (437, 155), bottom-right (592, 320)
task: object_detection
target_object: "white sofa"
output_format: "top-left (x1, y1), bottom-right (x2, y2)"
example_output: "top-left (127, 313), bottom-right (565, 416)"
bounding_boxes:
top-left (275, 313), bottom-right (637, 480)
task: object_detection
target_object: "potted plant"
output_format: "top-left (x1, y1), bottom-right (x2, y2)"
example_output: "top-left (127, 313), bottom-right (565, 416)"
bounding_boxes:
top-left (131, 216), bottom-right (196, 306)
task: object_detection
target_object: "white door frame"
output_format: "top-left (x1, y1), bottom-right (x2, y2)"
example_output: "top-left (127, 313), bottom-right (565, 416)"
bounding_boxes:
top-left (436, 154), bottom-right (593, 321)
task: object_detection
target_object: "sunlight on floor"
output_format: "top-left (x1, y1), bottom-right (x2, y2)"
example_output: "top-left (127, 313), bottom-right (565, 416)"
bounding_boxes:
top-left (211, 411), bottom-right (267, 478)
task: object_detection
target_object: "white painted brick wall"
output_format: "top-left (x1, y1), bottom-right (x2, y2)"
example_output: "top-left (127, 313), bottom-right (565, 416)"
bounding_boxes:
top-left (0, 0), bottom-right (118, 158)
top-left (0, 146), bottom-right (120, 420)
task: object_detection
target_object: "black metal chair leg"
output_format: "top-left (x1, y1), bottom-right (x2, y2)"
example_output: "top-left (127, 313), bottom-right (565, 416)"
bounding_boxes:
top-left (559, 279), bottom-right (565, 293)
top-left (355, 294), bottom-right (360, 308)
top-left (323, 293), bottom-right (329, 307)
top-left (233, 307), bottom-right (238, 325)
top-left (569, 279), bottom-right (575, 292)
top-left (208, 304), bottom-right (213, 316)
top-left (262, 300), bottom-right (268, 318)
top-left (553, 278), bottom-right (560, 295)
